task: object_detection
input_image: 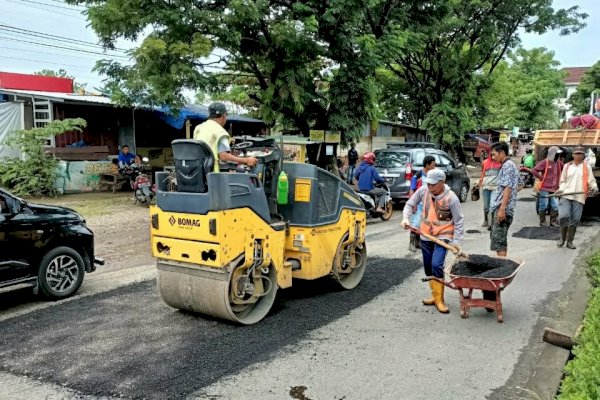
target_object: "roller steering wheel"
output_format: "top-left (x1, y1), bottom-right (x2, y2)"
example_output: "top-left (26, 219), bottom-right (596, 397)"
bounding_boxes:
top-left (232, 141), bottom-right (254, 150)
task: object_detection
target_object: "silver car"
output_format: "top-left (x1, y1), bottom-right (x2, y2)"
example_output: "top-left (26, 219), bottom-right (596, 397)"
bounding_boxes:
top-left (373, 147), bottom-right (470, 203)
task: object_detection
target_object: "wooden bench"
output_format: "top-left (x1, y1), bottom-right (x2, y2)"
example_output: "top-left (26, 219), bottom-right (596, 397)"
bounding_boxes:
top-left (99, 173), bottom-right (130, 193)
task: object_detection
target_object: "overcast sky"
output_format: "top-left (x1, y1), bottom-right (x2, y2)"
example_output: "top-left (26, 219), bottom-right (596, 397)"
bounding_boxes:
top-left (1, 0), bottom-right (598, 93)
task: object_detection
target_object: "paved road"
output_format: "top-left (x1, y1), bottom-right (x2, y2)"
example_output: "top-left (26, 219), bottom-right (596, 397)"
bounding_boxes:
top-left (0, 188), bottom-right (597, 400)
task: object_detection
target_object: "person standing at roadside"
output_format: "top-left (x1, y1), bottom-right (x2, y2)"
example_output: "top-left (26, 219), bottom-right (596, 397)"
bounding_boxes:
top-left (485, 142), bottom-right (520, 304)
top-left (476, 150), bottom-right (502, 230)
top-left (347, 143), bottom-right (359, 184)
top-left (489, 142), bottom-right (520, 257)
top-left (401, 169), bottom-right (464, 314)
top-left (555, 147), bottom-right (599, 249)
top-left (407, 155), bottom-right (436, 252)
top-left (526, 146), bottom-right (563, 227)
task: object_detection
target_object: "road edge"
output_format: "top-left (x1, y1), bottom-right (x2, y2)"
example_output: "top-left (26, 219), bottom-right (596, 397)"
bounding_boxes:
top-left (489, 230), bottom-right (599, 400)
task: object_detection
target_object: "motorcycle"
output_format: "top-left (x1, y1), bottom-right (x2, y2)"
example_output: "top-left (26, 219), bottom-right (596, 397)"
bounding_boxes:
top-left (519, 167), bottom-right (535, 188)
top-left (356, 183), bottom-right (394, 221)
top-left (120, 157), bottom-right (156, 205)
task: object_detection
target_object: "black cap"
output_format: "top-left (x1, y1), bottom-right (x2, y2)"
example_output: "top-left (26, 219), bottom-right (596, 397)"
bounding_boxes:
top-left (208, 102), bottom-right (227, 118)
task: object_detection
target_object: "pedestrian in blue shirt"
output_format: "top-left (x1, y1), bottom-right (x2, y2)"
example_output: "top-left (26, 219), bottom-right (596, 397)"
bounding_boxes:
top-left (118, 145), bottom-right (140, 169)
top-left (354, 152), bottom-right (386, 212)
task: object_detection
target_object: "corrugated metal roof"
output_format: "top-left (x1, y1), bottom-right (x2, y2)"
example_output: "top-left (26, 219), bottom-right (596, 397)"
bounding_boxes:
top-left (153, 104), bottom-right (264, 129)
top-left (0, 88), bottom-right (114, 105)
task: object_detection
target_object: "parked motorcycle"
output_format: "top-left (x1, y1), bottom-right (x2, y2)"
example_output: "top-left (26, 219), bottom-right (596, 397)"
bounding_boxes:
top-left (519, 167), bottom-right (535, 188)
top-left (356, 183), bottom-right (394, 221)
top-left (120, 157), bottom-right (156, 205)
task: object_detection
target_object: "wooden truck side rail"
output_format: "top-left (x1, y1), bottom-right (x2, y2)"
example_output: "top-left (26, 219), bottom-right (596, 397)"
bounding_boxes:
top-left (534, 129), bottom-right (600, 146)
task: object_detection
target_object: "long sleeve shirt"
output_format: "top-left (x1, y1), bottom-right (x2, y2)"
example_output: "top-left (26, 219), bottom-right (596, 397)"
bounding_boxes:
top-left (558, 161), bottom-right (598, 204)
top-left (532, 159), bottom-right (563, 192)
top-left (403, 185), bottom-right (464, 245)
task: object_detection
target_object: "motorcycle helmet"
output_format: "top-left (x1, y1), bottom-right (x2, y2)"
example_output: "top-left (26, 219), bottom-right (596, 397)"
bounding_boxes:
top-left (363, 152), bottom-right (376, 165)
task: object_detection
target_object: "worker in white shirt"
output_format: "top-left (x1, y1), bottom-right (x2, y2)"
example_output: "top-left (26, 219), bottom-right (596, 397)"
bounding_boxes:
top-left (555, 147), bottom-right (599, 249)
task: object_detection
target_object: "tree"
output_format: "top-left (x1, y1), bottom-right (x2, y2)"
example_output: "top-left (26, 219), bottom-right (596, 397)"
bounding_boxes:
top-left (482, 48), bottom-right (565, 130)
top-left (69, 0), bottom-right (434, 143)
top-left (0, 119), bottom-right (87, 197)
top-left (378, 0), bottom-right (586, 144)
top-left (567, 61), bottom-right (600, 115)
top-left (34, 69), bottom-right (88, 93)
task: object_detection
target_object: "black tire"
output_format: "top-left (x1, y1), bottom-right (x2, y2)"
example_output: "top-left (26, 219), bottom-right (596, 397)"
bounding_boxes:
top-left (38, 246), bottom-right (85, 300)
top-left (459, 182), bottom-right (469, 203)
top-left (380, 201), bottom-right (394, 221)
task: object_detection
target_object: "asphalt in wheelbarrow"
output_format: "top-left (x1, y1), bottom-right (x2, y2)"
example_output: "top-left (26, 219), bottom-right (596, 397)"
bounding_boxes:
top-left (451, 255), bottom-right (519, 279)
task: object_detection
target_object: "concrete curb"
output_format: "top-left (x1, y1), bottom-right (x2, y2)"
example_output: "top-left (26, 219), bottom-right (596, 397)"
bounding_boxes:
top-left (520, 232), bottom-right (599, 399)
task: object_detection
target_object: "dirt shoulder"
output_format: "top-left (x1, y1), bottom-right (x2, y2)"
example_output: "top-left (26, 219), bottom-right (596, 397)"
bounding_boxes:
top-left (36, 192), bottom-right (155, 273)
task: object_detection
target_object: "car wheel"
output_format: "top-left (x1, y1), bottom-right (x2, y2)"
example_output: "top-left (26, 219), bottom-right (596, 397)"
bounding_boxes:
top-left (459, 182), bottom-right (469, 203)
top-left (38, 246), bottom-right (85, 300)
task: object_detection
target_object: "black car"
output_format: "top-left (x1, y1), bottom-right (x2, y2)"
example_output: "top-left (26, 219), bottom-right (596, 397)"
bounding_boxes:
top-left (373, 147), bottom-right (470, 202)
top-left (0, 188), bottom-right (103, 299)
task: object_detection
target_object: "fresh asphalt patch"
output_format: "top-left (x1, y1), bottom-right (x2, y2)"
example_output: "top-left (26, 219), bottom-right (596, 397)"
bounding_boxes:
top-left (0, 257), bottom-right (420, 400)
top-left (512, 226), bottom-right (560, 240)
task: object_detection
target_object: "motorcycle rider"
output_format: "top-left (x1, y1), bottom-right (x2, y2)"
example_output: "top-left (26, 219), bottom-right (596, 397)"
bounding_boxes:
top-left (193, 102), bottom-right (258, 171)
top-left (521, 148), bottom-right (535, 168)
top-left (354, 152), bottom-right (386, 213)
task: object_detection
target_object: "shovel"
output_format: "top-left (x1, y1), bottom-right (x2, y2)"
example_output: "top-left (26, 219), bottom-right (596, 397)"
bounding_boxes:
top-left (532, 191), bottom-right (586, 199)
top-left (408, 226), bottom-right (469, 261)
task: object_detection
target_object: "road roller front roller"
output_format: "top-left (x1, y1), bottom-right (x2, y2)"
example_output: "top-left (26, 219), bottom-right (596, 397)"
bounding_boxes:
top-left (150, 137), bottom-right (367, 324)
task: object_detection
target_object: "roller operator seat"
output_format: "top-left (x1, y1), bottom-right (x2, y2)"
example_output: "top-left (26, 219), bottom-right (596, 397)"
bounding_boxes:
top-left (171, 139), bottom-right (215, 193)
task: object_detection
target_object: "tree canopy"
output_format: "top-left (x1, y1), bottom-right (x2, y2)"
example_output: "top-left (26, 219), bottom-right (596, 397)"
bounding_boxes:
top-left (71, 0), bottom-right (586, 144)
top-left (567, 61), bottom-right (600, 116)
top-left (482, 48), bottom-right (565, 131)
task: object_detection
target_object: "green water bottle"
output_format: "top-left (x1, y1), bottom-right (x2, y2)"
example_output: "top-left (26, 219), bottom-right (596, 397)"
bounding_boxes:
top-left (277, 171), bottom-right (289, 205)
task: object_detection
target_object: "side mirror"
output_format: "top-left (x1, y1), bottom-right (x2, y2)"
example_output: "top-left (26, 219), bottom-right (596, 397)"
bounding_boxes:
top-left (457, 163), bottom-right (464, 168)
top-left (142, 157), bottom-right (149, 163)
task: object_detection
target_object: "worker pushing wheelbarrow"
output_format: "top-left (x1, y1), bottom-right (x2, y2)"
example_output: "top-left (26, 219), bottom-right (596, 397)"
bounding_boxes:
top-left (410, 225), bottom-right (525, 323)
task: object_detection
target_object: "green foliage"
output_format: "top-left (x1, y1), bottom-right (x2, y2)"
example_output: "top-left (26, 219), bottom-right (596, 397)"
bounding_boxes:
top-left (558, 251), bottom-right (600, 400)
top-left (68, 0), bottom-right (437, 144)
top-left (34, 69), bottom-right (87, 93)
top-left (422, 101), bottom-right (477, 145)
top-left (0, 119), bottom-right (86, 197)
top-left (567, 61), bottom-right (600, 115)
top-left (377, 0), bottom-right (586, 143)
top-left (482, 48), bottom-right (565, 130)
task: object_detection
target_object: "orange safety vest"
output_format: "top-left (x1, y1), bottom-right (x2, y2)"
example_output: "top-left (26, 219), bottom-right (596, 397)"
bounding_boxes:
top-left (420, 189), bottom-right (455, 238)
top-left (564, 161), bottom-right (589, 197)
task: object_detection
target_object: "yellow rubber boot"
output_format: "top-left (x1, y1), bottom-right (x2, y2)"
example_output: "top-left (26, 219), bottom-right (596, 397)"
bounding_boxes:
top-left (432, 280), bottom-right (449, 313)
top-left (422, 281), bottom-right (435, 306)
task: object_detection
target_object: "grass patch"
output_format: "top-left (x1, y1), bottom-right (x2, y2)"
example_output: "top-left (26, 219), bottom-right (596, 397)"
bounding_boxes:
top-left (557, 250), bottom-right (600, 400)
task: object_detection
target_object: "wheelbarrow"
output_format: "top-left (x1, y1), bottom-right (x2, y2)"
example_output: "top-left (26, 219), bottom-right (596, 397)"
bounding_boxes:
top-left (424, 256), bottom-right (525, 323)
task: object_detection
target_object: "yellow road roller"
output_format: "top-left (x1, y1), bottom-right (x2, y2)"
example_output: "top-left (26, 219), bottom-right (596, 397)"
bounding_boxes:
top-left (150, 137), bottom-right (367, 324)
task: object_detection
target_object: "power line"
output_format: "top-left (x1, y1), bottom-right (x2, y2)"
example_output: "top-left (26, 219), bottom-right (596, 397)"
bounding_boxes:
top-left (18, 0), bottom-right (84, 11)
top-left (47, 0), bottom-right (86, 8)
top-left (2, 0), bottom-right (85, 19)
top-left (0, 23), bottom-right (129, 53)
top-left (0, 44), bottom-right (120, 61)
top-left (3, 54), bottom-right (94, 69)
top-left (0, 35), bottom-right (131, 60)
